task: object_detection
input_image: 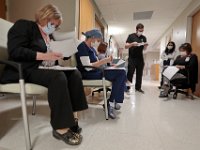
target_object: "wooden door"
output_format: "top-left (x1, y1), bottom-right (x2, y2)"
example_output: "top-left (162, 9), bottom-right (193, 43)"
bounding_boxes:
top-left (192, 9), bottom-right (200, 97)
top-left (79, 0), bottom-right (94, 39)
top-left (0, 0), bottom-right (6, 19)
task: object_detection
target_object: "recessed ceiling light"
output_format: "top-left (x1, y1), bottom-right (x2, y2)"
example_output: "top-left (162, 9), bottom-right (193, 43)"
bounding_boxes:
top-left (133, 11), bottom-right (154, 20)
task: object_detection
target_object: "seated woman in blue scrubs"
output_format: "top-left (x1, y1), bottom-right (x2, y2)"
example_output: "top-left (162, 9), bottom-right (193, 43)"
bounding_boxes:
top-left (76, 29), bottom-right (126, 119)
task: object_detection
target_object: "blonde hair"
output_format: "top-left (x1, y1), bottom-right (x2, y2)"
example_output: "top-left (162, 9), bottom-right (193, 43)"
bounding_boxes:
top-left (35, 4), bottom-right (62, 24)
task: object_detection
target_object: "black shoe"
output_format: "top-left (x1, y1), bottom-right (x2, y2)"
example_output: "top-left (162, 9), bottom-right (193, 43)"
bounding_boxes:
top-left (135, 89), bottom-right (145, 94)
top-left (70, 118), bottom-right (82, 134)
top-left (52, 129), bottom-right (82, 145)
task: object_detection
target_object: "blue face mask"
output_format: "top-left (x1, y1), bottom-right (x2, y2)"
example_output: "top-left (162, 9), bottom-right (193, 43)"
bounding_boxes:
top-left (42, 22), bottom-right (56, 35)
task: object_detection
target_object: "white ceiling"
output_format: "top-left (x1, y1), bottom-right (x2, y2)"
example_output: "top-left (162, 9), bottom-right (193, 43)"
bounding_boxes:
top-left (94, 0), bottom-right (193, 52)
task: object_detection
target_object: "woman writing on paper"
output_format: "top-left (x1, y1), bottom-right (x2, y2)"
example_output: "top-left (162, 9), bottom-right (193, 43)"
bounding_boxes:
top-left (76, 29), bottom-right (126, 119)
top-left (0, 4), bottom-right (88, 145)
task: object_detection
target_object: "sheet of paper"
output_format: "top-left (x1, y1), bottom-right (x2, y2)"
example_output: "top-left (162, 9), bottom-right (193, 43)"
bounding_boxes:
top-left (39, 65), bottom-right (77, 70)
top-left (162, 66), bottom-right (180, 80)
top-left (50, 38), bottom-right (78, 57)
top-left (137, 42), bottom-right (148, 46)
top-left (105, 67), bottom-right (126, 70)
top-left (115, 59), bottom-right (126, 67)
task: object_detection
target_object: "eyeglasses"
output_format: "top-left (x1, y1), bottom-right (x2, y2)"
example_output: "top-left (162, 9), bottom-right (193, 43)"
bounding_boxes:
top-left (50, 23), bottom-right (60, 30)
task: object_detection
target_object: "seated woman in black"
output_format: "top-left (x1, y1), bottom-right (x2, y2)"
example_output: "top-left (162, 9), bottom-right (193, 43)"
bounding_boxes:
top-left (76, 29), bottom-right (126, 119)
top-left (159, 43), bottom-right (198, 97)
top-left (0, 4), bottom-right (88, 145)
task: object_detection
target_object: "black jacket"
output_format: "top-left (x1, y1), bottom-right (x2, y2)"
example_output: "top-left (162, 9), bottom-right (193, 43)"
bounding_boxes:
top-left (0, 19), bottom-right (47, 83)
top-left (173, 54), bottom-right (198, 92)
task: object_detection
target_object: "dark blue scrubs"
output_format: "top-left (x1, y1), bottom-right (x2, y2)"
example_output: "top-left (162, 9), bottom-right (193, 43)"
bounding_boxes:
top-left (76, 42), bottom-right (126, 103)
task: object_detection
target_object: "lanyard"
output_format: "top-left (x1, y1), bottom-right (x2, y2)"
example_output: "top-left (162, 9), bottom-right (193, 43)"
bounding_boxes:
top-left (38, 24), bottom-right (55, 67)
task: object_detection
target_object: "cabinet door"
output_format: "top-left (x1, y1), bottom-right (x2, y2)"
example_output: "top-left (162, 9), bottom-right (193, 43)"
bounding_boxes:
top-left (192, 10), bottom-right (200, 96)
top-left (0, 0), bottom-right (6, 19)
top-left (79, 0), bottom-right (94, 39)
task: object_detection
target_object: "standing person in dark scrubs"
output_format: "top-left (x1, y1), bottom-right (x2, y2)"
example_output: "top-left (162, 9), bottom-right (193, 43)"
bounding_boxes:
top-left (125, 23), bottom-right (148, 93)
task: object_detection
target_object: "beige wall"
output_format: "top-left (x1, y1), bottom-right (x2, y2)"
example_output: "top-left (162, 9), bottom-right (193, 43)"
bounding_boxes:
top-left (144, 52), bottom-right (160, 68)
top-left (6, 0), bottom-right (76, 32)
top-left (158, 0), bottom-right (200, 52)
top-left (143, 52), bottom-right (160, 77)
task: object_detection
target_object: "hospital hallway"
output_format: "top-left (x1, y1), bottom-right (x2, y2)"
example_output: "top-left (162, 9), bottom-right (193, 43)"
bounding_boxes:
top-left (0, 79), bottom-right (200, 150)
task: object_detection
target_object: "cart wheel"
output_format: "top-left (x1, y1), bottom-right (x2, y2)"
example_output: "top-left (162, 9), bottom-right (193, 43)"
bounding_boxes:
top-left (173, 93), bottom-right (177, 99)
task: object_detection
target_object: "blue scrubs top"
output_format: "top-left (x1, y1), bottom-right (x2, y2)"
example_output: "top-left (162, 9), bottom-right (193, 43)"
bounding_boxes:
top-left (76, 42), bottom-right (102, 79)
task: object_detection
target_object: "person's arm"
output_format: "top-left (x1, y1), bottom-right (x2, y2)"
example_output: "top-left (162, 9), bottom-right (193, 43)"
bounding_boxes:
top-left (36, 52), bottom-right (63, 61)
top-left (125, 34), bottom-right (138, 49)
top-left (161, 51), bottom-right (168, 60)
top-left (91, 56), bottom-right (112, 67)
top-left (125, 42), bottom-right (138, 49)
top-left (8, 20), bottom-right (62, 61)
top-left (176, 65), bottom-right (185, 69)
top-left (7, 20), bottom-right (38, 61)
top-left (79, 53), bottom-right (112, 68)
top-left (77, 43), bottom-right (112, 68)
top-left (187, 54), bottom-right (198, 68)
top-left (173, 55), bottom-right (183, 69)
top-left (143, 36), bottom-right (148, 50)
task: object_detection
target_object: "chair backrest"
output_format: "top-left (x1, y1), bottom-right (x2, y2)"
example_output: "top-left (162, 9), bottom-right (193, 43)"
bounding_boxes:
top-left (0, 46), bottom-right (8, 75)
top-left (0, 19), bottom-right (13, 77)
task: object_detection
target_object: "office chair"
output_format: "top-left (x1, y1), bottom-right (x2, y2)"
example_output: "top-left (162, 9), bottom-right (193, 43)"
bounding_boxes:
top-left (168, 54), bottom-right (198, 99)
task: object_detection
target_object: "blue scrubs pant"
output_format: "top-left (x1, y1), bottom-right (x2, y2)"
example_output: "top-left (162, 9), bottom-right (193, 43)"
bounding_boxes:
top-left (82, 69), bottom-right (126, 103)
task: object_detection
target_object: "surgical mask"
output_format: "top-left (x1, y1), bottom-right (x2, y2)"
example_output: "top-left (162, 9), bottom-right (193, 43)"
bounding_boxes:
top-left (137, 31), bottom-right (143, 36)
top-left (91, 41), bottom-right (100, 48)
top-left (180, 51), bottom-right (187, 56)
top-left (42, 22), bottom-right (56, 35)
top-left (167, 45), bottom-right (173, 50)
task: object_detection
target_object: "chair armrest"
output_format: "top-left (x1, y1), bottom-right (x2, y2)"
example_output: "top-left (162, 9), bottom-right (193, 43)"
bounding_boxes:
top-left (0, 60), bottom-right (23, 79)
top-left (83, 66), bottom-right (105, 77)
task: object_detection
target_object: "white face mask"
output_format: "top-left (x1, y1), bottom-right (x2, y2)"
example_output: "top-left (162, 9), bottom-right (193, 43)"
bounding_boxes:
top-left (167, 45), bottom-right (173, 50)
top-left (180, 51), bottom-right (187, 56)
top-left (42, 22), bottom-right (56, 35)
top-left (137, 31), bottom-right (143, 36)
top-left (91, 41), bottom-right (100, 48)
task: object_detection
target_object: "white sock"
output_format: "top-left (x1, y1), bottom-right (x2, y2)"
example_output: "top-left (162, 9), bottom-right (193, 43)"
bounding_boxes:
top-left (109, 102), bottom-right (115, 107)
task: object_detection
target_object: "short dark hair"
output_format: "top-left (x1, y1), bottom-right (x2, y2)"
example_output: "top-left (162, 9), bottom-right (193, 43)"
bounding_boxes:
top-left (179, 43), bottom-right (192, 54)
top-left (136, 23), bottom-right (144, 30)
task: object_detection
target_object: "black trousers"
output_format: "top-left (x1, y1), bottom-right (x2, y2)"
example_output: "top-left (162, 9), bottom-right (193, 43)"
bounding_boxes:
top-left (127, 57), bottom-right (144, 90)
top-left (27, 69), bottom-right (88, 130)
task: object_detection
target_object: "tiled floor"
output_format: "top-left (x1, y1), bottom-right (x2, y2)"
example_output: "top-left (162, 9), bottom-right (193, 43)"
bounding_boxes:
top-left (0, 80), bottom-right (200, 150)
